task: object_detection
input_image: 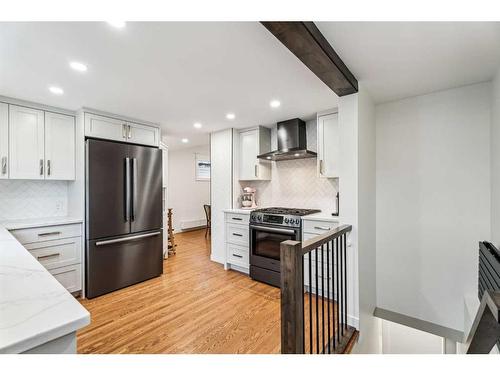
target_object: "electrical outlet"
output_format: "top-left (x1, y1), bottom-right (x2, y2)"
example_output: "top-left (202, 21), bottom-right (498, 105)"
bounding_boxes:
top-left (55, 200), bottom-right (64, 213)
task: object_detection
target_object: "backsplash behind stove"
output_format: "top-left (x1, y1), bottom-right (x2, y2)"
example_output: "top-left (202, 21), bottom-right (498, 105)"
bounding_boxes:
top-left (0, 180), bottom-right (68, 220)
top-left (238, 158), bottom-right (338, 214)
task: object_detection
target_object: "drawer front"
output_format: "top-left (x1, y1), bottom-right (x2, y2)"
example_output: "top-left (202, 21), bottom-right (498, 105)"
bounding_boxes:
top-left (302, 220), bottom-right (338, 235)
top-left (226, 223), bottom-right (249, 245)
top-left (10, 223), bottom-right (82, 245)
top-left (226, 243), bottom-right (249, 267)
top-left (50, 264), bottom-right (82, 293)
top-left (25, 237), bottom-right (81, 270)
top-left (225, 213), bottom-right (250, 225)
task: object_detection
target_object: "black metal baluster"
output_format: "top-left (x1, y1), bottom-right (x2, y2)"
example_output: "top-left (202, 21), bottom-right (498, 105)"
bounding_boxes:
top-left (343, 234), bottom-right (347, 332)
top-left (340, 234), bottom-right (344, 336)
top-left (315, 247), bottom-right (319, 354)
top-left (335, 236), bottom-right (340, 344)
top-left (326, 241), bottom-right (331, 353)
top-left (309, 253), bottom-right (313, 354)
top-left (321, 244), bottom-right (325, 353)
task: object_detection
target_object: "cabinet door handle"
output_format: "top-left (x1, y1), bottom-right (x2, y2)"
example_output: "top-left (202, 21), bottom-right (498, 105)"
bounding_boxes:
top-left (314, 226), bottom-right (331, 231)
top-left (38, 231), bottom-right (61, 237)
top-left (232, 253), bottom-right (243, 258)
top-left (319, 160), bottom-right (324, 175)
top-left (232, 233), bottom-right (243, 237)
top-left (47, 160), bottom-right (51, 176)
top-left (254, 164), bottom-right (258, 177)
top-left (39, 159), bottom-right (44, 176)
top-left (37, 253), bottom-right (60, 260)
top-left (128, 124), bottom-right (132, 139)
top-left (1, 156), bottom-right (6, 175)
top-left (122, 124), bottom-right (127, 138)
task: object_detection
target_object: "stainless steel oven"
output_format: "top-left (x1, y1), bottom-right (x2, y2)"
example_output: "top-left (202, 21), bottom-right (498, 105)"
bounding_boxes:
top-left (249, 220), bottom-right (301, 287)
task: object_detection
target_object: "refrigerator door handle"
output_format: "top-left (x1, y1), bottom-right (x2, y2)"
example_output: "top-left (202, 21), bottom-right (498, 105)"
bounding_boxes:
top-left (95, 231), bottom-right (161, 246)
top-left (125, 157), bottom-right (130, 222)
top-left (131, 158), bottom-right (138, 221)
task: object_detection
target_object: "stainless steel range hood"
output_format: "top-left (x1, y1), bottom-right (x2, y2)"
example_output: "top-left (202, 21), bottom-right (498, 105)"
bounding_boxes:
top-left (257, 118), bottom-right (317, 161)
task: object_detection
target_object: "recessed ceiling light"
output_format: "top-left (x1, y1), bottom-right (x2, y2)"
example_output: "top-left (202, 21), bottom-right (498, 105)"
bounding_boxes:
top-left (266, 156), bottom-right (272, 160)
top-left (294, 153), bottom-right (300, 157)
top-left (107, 21), bottom-right (126, 29)
top-left (226, 113), bottom-right (235, 120)
top-left (49, 86), bottom-right (64, 95)
top-left (69, 61), bottom-right (87, 72)
top-left (270, 100), bottom-right (281, 108)
top-left (193, 122), bottom-right (202, 129)
top-left (181, 138), bottom-right (189, 143)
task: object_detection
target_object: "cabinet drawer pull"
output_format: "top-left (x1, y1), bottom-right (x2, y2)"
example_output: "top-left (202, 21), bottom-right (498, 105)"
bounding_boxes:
top-left (232, 233), bottom-right (243, 237)
top-left (232, 253), bottom-right (243, 258)
top-left (314, 226), bottom-right (331, 231)
top-left (232, 217), bottom-right (243, 221)
top-left (38, 231), bottom-right (62, 237)
top-left (1, 156), bottom-right (6, 175)
top-left (37, 253), bottom-right (60, 260)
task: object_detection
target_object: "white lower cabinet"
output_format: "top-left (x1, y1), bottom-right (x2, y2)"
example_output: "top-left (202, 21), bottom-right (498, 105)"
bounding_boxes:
top-left (10, 223), bottom-right (83, 294)
top-left (224, 211), bottom-right (250, 273)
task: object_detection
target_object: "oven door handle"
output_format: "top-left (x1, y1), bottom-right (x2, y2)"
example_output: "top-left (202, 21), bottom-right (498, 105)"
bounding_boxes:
top-left (250, 225), bottom-right (296, 235)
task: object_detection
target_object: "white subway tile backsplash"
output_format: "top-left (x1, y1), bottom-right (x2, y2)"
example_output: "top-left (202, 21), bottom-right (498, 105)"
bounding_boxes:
top-left (238, 158), bottom-right (338, 214)
top-left (0, 180), bottom-right (68, 220)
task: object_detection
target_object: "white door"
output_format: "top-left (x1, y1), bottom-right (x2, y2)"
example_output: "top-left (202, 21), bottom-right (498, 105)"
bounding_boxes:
top-left (127, 122), bottom-right (159, 147)
top-left (9, 105), bottom-right (45, 179)
top-left (0, 103), bottom-right (8, 179)
top-left (84, 113), bottom-right (127, 142)
top-left (239, 129), bottom-right (258, 180)
top-left (318, 112), bottom-right (340, 178)
top-left (45, 112), bottom-right (75, 180)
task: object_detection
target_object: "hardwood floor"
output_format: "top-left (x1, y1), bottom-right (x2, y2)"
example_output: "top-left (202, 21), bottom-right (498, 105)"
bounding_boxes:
top-left (77, 229), bottom-right (357, 354)
top-left (77, 229), bottom-right (281, 354)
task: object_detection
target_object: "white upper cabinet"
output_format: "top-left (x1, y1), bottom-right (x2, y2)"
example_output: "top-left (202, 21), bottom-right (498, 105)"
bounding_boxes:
top-left (0, 103), bottom-right (8, 179)
top-left (84, 113), bottom-right (127, 143)
top-left (45, 112), bottom-right (75, 180)
top-left (238, 126), bottom-right (271, 181)
top-left (127, 121), bottom-right (160, 147)
top-left (317, 112), bottom-right (340, 178)
top-left (9, 105), bottom-right (45, 180)
top-left (84, 112), bottom-right (159, 147)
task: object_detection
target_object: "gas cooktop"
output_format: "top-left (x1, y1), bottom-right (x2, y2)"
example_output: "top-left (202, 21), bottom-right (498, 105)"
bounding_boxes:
top-left (250, 207), bottom-right (321, 228)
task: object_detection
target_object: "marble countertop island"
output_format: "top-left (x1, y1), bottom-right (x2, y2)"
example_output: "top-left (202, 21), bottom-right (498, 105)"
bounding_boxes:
top-left (0, 224), bottom-right (89, 353)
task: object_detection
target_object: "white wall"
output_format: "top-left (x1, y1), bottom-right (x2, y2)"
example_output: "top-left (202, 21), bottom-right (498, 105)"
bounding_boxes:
top-left (491, 67), bottom-right (500, 246)
top-left (376, 82), bottom-right (491, 330)
top-left (168, 144), bottom-right (210, 232)
top-left (381, 320), bottom-right (442, 354)
top-left (354, 85), bottom-right (381, 353)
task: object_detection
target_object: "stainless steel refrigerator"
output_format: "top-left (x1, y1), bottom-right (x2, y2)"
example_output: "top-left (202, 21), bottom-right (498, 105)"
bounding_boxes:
top-left (85, 138), bottom-right (163, 298)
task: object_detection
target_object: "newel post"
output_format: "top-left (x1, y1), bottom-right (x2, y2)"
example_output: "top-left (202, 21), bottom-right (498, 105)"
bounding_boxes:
top-left (280, 240), bottom-right (304, 354)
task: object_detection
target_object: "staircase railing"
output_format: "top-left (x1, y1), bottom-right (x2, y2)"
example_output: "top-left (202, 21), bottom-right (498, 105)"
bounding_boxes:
top-left (280, 224), bottom-right (354, 354)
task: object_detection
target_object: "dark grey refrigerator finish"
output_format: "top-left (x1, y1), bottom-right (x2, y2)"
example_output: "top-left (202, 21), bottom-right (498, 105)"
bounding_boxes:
top-left (85, 138), bottom-right (163, 299)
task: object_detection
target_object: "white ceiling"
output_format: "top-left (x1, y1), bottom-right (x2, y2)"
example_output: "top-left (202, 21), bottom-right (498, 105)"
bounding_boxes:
top-left (317, 22), bottom-right (500, 103)
top-left (0, 22), bottom-right (338, 150)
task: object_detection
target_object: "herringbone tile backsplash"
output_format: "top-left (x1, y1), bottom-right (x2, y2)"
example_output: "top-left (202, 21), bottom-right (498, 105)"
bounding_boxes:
top-left (238, 158), bottom-right (338, 214)
top-left (0, 180), bottom-right (68, 220)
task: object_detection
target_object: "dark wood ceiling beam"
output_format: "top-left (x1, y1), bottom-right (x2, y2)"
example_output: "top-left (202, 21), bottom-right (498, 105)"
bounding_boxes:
top-left (261, 21), bottom-right (358, 96)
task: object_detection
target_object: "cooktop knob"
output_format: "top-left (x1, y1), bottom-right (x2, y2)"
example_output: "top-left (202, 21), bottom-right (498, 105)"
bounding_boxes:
top-left (284, 218), bottom-right (289, 223)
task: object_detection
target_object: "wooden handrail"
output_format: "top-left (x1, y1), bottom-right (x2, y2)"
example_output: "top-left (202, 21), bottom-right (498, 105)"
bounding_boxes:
top-left (280, 224), bottom-right (353, 354)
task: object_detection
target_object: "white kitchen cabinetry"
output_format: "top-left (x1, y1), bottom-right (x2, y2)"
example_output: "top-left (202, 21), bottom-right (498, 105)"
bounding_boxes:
top-left (317, 112), bottom-right (340, 178)
top-left (238, 126), bottom-right (271, 181)
top-left (224, 210), bottom-right (250, 273)
top-left (9, 222), bottom-right (83, 294)
top-left (0, 103), bottom-right (8, 179)
top-left (9, 105), bottom-right (45, 180)
top-left (84, 112), bottom-right (160, 147)
top-left (45, 112), bottom-right (75, 180)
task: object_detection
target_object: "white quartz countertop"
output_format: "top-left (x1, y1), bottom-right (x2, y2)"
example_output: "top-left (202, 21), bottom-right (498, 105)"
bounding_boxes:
top-left (223, 209), bottom-right (252, 214)
top-left (0, 225), bottom-right (90, 353)
top-left (0, 216), bottom-right (83, 231)
top-left (302, 212), bottom-right (342, 222)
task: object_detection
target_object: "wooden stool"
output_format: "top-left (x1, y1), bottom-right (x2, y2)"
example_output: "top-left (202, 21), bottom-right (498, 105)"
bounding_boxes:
top-left (167, 208), bottom-right (177, 255)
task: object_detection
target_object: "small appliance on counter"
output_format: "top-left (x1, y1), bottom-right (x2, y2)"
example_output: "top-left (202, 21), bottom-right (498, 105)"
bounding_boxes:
top-left (240, 187), bottom-right (257, 210)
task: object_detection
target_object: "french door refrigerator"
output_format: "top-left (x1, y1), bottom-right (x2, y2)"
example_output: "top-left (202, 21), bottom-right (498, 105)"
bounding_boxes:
top-left (85, 138), bottom-right (163, 298)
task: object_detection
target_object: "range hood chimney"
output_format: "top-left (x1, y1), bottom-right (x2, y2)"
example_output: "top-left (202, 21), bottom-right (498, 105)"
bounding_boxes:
top-left (257, 118), bottom-right (317, 161)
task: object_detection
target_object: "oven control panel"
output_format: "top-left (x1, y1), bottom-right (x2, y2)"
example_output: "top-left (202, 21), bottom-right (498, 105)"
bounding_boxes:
top-left (250, 213), bottom-right (302, 228)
